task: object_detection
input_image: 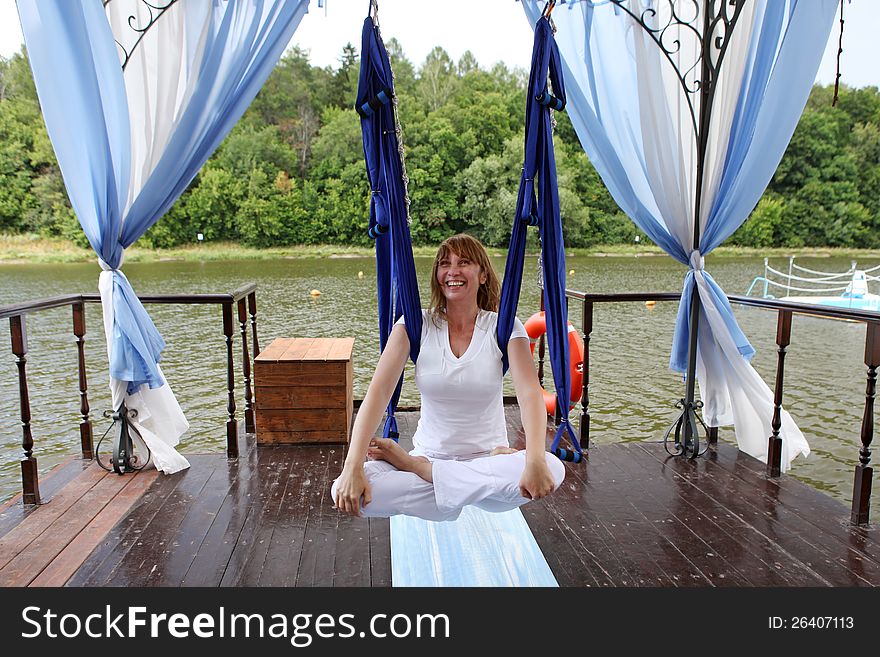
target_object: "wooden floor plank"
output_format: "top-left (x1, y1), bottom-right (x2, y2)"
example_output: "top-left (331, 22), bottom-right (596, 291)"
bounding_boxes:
top-left (578, 446), bottom-right (670, 583)
top-left (503, 414), bottom-right (598, 586)
top-left (105, 457), bottom-right (223, 587)
top-left (256, 447), bottom-right (312, 587)
top-left (708, 441), bottom-right (880, 564)
top-left (0, 456), bottom-right (92, 528)
top-left (368, 517), bottom-right (392, 587)
top-left (328, 444), bottom-right (372, 587)
top-left (606, 443), bottom-right (756, 586)
top-left (637, 443), bottom-right (879, 586)
top-left (73, 458), bottom-right (216, 586)
top-left (29, 470), bottom-right (158, 587)
top-left (0, 464), bottom-right (107, 571)
top-left (66, 462), bottom-right (188, 586)
top-left (333, 515), bottom-right (371, 586)
top-left (224, 447), bottom-right (296, 586)
top-left (0, 469), bottom-right (131, 586)
top-left (140, 461), bottom-right (240, 587)
top-left (657, 442), bottom-right (880, 582)
top-left (556, 454), bottom-right (678, 586)
top-left (508, 416), bottom-right (625, 586)
top-left (622, 442), bottom-right (827, 586)
top-left (294, 447), bottom-right (338, 587)
top-left (181, 448), bottom-right (261, 586)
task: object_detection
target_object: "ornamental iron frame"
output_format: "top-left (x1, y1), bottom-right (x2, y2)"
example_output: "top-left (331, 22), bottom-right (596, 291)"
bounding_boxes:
top-left (103, 0), bottom-right (180, 71)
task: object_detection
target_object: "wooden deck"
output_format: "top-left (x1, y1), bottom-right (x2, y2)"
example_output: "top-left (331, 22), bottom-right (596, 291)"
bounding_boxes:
top-left (1, 406), bottom-right (879, 587)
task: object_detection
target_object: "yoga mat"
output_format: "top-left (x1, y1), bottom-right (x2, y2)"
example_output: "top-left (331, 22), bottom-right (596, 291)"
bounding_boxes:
top-left (390, 506), bottom-right (558, 587)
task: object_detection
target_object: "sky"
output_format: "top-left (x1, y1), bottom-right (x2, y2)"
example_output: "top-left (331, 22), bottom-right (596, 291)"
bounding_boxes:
top-left (0, 0), bottom-right (878, 88)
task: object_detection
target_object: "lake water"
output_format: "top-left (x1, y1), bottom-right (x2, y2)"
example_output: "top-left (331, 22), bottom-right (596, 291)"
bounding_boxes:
top-left (0, 254), bottom-right (876, 520)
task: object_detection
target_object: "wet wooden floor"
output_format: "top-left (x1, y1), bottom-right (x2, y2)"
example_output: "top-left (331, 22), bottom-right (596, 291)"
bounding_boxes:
top-left (1, 406), bottom-right (879, 587)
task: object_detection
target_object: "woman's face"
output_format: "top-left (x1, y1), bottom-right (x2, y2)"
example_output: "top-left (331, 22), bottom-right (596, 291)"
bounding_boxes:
top-left (435, 251), bottom-right (487, 304)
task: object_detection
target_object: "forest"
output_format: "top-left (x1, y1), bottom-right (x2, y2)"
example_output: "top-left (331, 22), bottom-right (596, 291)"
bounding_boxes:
top-left (1, 41), bottom-right (879, 250)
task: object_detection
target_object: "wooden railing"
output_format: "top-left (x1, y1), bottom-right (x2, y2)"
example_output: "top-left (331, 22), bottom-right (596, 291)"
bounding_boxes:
top-left (539, 289), bottom-right (877, 526)
top-left (0, 284), bottom-right (259, 505)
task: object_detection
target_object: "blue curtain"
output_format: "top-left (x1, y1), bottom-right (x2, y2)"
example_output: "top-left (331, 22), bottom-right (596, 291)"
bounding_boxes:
top-left (18, 0), bottom-right (308, 393)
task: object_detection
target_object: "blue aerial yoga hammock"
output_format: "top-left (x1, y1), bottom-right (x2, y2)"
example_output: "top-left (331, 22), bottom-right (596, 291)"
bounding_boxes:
top-left (356, 11), bottom-right (422, 440)
top-left (497, 11), bottom-right (582, 463)
top-left (357, 5), bottom-right (579, 463)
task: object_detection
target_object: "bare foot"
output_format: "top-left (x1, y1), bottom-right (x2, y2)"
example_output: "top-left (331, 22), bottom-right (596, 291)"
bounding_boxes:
top-left (490, 446), bottom-right (520, 456)
top-left (367, 438), bottom-right (433, 482)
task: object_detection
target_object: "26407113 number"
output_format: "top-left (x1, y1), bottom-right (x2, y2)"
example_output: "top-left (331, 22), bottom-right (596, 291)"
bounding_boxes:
top-left (791, 617), bottom-right (854, 629)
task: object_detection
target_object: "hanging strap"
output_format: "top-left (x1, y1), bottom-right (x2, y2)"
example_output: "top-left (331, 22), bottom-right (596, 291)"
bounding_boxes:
top-left (357, 15), bottom-right (422, 440)
top-left (496, 16), bottom-right (581, 460)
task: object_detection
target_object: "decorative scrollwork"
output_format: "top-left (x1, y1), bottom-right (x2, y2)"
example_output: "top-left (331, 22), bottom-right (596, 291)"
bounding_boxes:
top-left (103, 0), bottom-right (180, 71)
top-left (605, 0), bottom-right (745, 142)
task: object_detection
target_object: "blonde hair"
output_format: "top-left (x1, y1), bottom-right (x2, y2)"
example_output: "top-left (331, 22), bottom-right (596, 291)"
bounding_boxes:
top-left (429, 234), bottom-right (500, 324)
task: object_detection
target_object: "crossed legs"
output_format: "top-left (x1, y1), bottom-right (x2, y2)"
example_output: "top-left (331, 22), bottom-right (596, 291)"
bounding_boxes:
top-left (330, 439), bottom-right (566, 522)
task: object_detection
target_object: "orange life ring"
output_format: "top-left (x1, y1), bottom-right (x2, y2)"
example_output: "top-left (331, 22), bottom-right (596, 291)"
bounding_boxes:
top-left (523, 311), bottom-right (585, 416)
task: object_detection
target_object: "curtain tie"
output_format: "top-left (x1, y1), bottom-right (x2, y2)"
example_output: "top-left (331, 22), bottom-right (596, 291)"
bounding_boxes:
top-left (98, 250), bottom-right (125, 272)
top-left (689, 250), bottom-right (704, 271)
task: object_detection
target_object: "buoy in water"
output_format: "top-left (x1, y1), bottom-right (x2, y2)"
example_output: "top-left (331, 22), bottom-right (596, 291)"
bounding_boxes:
top-left (357, 271), bottom-right (364, 279)
top-left (645, 300), bottom-right (656, 308)
top-left (309, 289), bottom-right (321, 297)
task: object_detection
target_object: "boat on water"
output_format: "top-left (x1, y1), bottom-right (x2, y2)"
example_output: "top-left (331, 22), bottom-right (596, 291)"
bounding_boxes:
top-left (746, 256), bottom-right (880, 312)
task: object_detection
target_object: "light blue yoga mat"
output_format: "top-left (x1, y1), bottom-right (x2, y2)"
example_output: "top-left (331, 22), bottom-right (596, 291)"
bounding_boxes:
top-left (390, 506), bottom-right (558, 587)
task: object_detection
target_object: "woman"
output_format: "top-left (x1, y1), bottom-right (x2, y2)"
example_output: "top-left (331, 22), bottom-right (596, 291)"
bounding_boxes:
top-left (332, 234), bottom-right (565, 521)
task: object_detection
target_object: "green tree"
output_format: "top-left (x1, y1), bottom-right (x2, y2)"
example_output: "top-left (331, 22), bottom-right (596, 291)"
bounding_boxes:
top-left (385, 38), bottom-right (416, 96)
top-left (212, 123), bottom-right (297, 180)
top-left (308, 107), bottom-right (364, 179)
top-left (730, 196), bottom-right (784, 248)
top-left (418, 47), bottom-right (458, 112)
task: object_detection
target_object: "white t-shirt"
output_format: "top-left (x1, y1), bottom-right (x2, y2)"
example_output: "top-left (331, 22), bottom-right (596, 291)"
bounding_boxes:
top-left (395, 309), bottom-right (529, 459)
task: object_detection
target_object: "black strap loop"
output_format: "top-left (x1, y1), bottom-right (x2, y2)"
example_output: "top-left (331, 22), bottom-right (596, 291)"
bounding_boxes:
top-left (536, 90), bottom-right (565, 112)
top-left (356, 86), bottom-right (393, 118)
top-left (554, 447), bottom-right (583, 463)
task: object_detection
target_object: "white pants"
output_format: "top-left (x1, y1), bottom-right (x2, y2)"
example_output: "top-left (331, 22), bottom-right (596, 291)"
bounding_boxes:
top-left (331, 450), bottom-right (566, 522)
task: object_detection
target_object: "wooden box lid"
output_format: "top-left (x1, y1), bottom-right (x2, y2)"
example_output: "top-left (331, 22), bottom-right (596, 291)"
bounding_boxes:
top-left (255, 337), bottom-right (354, 363)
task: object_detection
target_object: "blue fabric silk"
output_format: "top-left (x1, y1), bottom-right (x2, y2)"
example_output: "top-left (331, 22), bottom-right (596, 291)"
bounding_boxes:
top-left (497, 17), bottom-right (578, 454)
top-left (357, 16), bottom-right (423, 438)
top-left (521, 0), bottom-right (838, 374)
top-left (18, 0), bottom-right (307, 393)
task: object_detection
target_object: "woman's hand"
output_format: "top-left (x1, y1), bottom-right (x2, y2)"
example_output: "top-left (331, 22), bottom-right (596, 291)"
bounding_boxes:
top-left (334, 466), bottom-right (372, 517)
top-left (519, 458), bottom-right (557, 501)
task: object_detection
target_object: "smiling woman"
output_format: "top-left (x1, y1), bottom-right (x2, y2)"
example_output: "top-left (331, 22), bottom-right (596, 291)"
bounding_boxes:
top-left (429, 233), bottom-right (499, 332)
top-left (331, 233), bottom-right (564, 521)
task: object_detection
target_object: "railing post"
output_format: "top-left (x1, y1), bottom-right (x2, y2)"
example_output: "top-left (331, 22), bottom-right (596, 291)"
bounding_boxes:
top-left (708, 426), bottom-right (718, 445)
top-left (238, 298), bottom-right (255, 434)
top-left (223, 302), bottom-right (239, 458)
top-left (767, 309), bottom-right (792, 477)
top-left (10, 315), bottom-right (40, 504)
top-left (852, 321), bottom-right (879, 525)
top-left (73, 302), bottom-right (93, 459)
top-left (248, 291), bottom-right (260, 357)
top-left (580, 299), bottom-right (592, 450)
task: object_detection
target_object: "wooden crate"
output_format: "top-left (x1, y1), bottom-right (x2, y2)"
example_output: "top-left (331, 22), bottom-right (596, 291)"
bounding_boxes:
top-left (254, 337), bottom-right (354, 444)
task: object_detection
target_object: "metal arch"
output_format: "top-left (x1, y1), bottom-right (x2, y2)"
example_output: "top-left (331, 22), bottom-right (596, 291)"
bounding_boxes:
top-left (604, 0), bottom-right (746, 144)
top-left (103, 0), bottom-right (180, 71)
